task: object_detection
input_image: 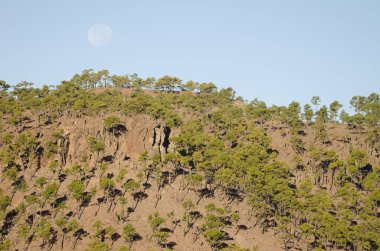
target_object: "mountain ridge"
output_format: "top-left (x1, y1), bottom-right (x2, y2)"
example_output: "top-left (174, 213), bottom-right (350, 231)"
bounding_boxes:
top-left (0, 74), bottom-right (379, 251)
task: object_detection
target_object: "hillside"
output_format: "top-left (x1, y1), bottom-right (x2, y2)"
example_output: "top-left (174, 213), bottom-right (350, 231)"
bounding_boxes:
top-left (0, 72), bottom-right (379, 251)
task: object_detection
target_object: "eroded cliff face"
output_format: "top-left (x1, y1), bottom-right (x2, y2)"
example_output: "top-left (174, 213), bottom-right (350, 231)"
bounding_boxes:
top-left (54, 115), bottom-right (176, 168)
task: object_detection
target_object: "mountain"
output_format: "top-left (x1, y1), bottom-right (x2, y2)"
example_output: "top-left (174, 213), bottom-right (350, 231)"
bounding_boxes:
top-left (0, 72), bottom-right (379, 251)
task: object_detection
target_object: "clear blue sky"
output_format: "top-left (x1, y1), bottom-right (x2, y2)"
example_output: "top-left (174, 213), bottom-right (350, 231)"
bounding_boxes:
top-left (0, 0), bottom-right (379, 109)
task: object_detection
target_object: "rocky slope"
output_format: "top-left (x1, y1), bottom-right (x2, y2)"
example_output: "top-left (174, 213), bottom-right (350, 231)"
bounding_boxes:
top-left (0, 86), bottom-right (379, 251)
top-left (0, 112), bottom-right (377, 251)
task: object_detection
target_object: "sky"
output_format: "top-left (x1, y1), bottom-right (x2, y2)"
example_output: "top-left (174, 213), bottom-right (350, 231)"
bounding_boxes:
top-left (0, 0), bottom-right (379, 110)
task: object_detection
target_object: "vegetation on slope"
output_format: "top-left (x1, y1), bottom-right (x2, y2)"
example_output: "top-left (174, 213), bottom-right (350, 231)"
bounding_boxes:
top-left (0, 70), bottom-right (379, 250)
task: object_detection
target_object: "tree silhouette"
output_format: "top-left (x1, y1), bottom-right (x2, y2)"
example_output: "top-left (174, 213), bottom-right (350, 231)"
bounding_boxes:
top-left (123, 223), bottom-right (140, 249)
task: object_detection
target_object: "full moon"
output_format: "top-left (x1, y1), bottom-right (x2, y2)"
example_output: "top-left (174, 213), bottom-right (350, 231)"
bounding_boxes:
top-left (88, 24), bottom-right (113, 47)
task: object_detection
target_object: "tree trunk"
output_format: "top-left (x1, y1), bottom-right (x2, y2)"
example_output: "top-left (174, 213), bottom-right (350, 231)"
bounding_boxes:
top-left (61, 234), bottom-right (65, 249)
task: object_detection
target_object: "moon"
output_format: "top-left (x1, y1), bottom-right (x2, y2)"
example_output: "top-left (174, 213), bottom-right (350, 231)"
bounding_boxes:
top-left (88, 24), bottom-right (113, 47)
